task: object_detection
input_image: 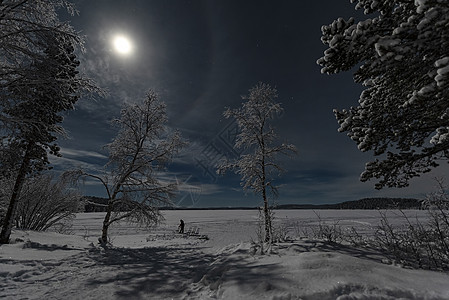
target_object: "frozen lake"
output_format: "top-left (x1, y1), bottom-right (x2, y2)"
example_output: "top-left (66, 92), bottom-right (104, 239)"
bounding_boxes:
top-left (71, 209), bottom-right (429, 250)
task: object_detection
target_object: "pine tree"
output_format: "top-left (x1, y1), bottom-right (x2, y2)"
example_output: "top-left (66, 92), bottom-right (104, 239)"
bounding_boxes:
top-left (318, 0), bottom-right (449, 189)
top-left (0, 0), bottom-right (100, 244)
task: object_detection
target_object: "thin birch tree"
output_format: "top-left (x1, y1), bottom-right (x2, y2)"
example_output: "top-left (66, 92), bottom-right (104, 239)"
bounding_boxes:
top-left (218, 82), bottom-right (296, 243)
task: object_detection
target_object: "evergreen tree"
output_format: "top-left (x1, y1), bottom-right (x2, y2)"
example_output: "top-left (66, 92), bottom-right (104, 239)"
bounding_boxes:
top-left (0, 0), bottom-right (100, 244)
top-left (318, 1), bottom-right (449, 189)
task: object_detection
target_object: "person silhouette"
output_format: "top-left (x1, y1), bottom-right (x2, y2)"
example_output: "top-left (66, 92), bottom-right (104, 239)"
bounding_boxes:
top-left (178, 219), bottom-right (185, 234)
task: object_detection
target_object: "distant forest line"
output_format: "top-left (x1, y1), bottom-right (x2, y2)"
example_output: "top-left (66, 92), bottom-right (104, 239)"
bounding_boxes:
top-left (82, 196), bottom-right (422, 213)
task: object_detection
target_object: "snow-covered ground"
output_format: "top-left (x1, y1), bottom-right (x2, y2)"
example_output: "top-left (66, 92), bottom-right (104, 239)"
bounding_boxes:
top-left (1, 210), bottom-right (449, 299)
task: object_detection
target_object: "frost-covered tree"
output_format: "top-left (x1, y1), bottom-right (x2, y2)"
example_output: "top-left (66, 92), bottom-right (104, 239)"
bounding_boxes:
top-left (0, 0), bottom-right (100, 244)
top-left (68, 90), bottom-right (185, 244)
top-left (218, 83), bottom-right (297, 243)
top-left (317, 1), bottom-right (449, 189)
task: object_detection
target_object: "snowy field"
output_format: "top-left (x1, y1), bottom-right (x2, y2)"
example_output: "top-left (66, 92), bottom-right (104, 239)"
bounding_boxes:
top-left (1, 209), bottom-right (449, 299)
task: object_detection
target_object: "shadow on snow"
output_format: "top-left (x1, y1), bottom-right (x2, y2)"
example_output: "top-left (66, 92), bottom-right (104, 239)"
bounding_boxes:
top-left (85, 244), bottom-right (289, 299)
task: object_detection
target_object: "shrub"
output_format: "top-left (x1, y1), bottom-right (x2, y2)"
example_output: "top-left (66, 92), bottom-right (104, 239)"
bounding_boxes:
top-left (371, 209), bottom-right (449, 271)
top-left (1, 173), bottom-right (81, 232)
top-left (304, 211), bottom-right (344, 243)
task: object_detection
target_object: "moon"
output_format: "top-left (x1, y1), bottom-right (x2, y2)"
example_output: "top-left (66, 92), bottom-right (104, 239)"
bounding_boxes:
top-left (113, 35), bottom-right (133, 55)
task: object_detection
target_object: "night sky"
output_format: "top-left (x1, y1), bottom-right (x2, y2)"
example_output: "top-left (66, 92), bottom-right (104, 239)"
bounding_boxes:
top-left (51, 0), bottom-right (447, 207)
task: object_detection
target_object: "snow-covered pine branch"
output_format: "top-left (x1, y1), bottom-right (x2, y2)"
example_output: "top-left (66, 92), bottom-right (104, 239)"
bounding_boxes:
top-left (318, 0), bottom-right (449, 189)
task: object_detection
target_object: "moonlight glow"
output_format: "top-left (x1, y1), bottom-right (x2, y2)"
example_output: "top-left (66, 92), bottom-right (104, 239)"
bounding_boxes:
top-left (113, 36), bottom-right (133, 55)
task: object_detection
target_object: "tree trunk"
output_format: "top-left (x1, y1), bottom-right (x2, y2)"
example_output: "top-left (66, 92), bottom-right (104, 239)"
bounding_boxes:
top-left (100, 201), bottom-right (113, 244)
top-left (260, 136), bottom-right (272, 243)
top-left (0, 143), bottom-right (32, 244)
top-left (263, 192), bottom-right (271, 243)
top-left (262, 156), bottom-right (271, 243)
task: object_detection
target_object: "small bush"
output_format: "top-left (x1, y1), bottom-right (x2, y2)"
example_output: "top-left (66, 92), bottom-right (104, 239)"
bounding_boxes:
top-left (1, 173), bottom-right (81, 232)
top-left (296, 203), bottom-right (449, 271)
top-left (301, 211), bottom-right (344, 243)
top-left (383, 180), bottom-right (448, 271)
top-left (371, 209), bottom-right (449, 271)
top-left (343, 226), bottom-right (367, 247)
top-left (358, 179), bottom-right (449, 271)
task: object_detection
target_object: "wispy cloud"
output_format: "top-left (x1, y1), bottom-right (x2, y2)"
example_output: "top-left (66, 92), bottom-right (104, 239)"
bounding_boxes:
top-left (50, 147), bottom-right (108, 177)
top-left (59, 148), bottom-right (107, 159)
top-left (50, 155), bottom-right (103, 173)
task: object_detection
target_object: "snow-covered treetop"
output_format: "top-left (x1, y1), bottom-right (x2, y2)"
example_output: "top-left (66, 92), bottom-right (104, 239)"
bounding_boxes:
top-left (220, 83), bottom-right (297, 197)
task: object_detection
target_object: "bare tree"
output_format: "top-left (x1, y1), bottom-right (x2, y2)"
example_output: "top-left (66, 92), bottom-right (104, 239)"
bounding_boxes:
top-left (218, 83), bottom-right (297, 243)
top-left (68, 90), bottom-right (186, 244)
